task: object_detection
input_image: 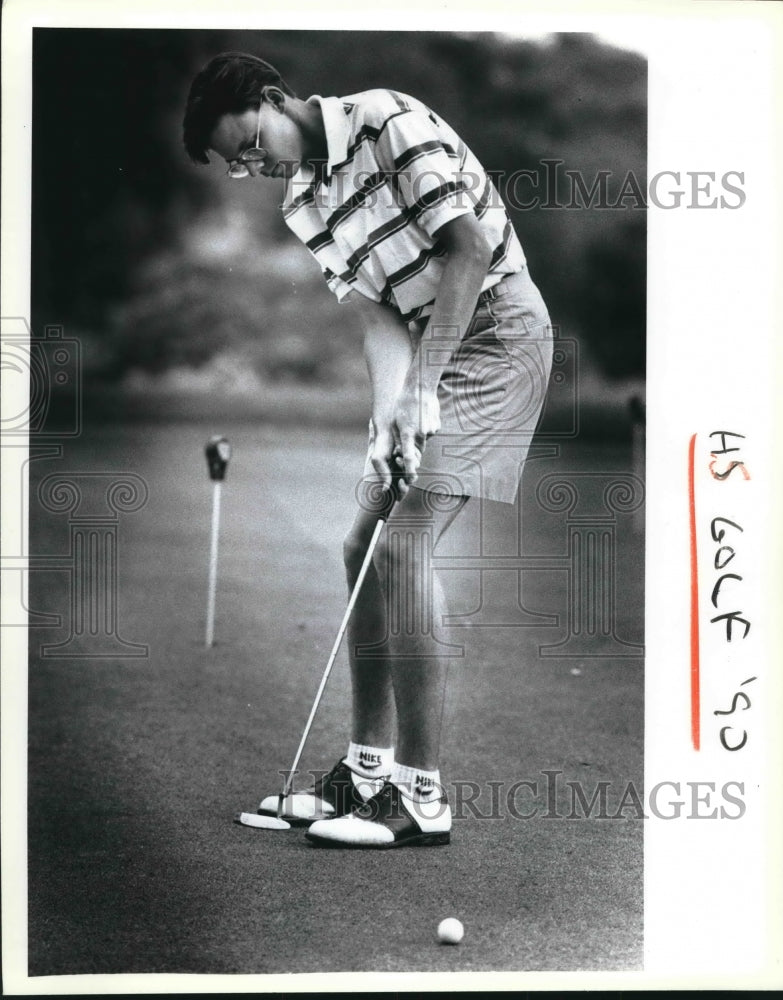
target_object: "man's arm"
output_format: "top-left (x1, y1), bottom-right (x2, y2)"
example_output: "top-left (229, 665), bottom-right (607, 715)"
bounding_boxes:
top-left (347, 291), bottom-right (417, 493)
top-left (348, 212), bottom-right (492, 493)
top-left (393, 213), bottom-right (493, 484)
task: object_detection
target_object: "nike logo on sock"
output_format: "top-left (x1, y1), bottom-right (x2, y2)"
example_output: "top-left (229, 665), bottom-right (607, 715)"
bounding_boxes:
top-left (415, 776), bottom-right (438, 798)
top-left (359, 752), bottom-right (383, 769)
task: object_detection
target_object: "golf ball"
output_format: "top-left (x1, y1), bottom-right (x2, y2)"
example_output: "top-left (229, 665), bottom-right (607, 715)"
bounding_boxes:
top-left (437, 917), bottom-right (464, 944)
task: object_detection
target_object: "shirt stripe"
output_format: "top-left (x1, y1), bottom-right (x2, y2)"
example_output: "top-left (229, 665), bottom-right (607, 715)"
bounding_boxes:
top-left (282, 89), bottom-right (526, 317)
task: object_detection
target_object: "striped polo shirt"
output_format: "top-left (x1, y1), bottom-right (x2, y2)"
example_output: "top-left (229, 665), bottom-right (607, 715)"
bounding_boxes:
top-left (282, 89), bottom-right (526, 324)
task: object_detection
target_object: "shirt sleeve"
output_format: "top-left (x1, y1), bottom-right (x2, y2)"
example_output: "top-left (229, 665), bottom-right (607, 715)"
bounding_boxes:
top-left (323, 266), bottom-right (383, 305)
top-left (374, 109), bottom-right (477, 240)
top-left (323, 267), bottom-right (356, 302)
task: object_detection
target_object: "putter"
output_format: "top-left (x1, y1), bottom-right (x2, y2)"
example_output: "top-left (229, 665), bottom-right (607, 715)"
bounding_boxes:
top-left (236, 460), bottom-right (404, 832)
top-left (205, 436), bottom-right (231, 648)
top-left (234, 515), bottom-right (388, 831)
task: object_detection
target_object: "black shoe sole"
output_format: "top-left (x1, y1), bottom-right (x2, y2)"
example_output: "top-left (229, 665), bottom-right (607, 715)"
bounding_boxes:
top-left (305, 830), bottom-right (451, 849)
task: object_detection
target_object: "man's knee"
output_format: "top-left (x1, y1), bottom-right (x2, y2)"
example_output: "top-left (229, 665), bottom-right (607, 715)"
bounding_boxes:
top-left (374, 524), bottom-right (430, 590)
top-left (343, 526), bottom-right (373, 584)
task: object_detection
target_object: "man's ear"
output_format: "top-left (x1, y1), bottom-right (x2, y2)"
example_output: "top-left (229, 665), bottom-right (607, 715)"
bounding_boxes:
top-left (261, 85), bottom-right (287, 112)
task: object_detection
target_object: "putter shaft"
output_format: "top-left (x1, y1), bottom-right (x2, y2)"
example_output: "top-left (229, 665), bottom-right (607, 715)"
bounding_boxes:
top-left (278, 516), bottom-right (386, 815)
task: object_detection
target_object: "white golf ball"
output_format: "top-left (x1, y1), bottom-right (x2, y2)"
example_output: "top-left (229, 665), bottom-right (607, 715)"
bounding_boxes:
top-left (437, 917), bottom-right (464, 944)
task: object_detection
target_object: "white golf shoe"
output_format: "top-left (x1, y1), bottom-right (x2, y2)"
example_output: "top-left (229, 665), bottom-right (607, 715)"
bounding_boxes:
top-left (305, 780), bottom-right (452, 848)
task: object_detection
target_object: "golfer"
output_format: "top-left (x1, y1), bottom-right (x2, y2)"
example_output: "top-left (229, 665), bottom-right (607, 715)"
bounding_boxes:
top-left (183, 52), bottom-right (552, 848)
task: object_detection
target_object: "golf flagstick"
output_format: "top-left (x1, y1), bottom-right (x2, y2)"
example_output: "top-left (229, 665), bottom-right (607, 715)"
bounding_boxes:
top-left (205, 436), bottom-right (231, 648)
top-left (277, 514), bottom-right (387, 818)
top-left (205, 482), bottom-right (222, 647)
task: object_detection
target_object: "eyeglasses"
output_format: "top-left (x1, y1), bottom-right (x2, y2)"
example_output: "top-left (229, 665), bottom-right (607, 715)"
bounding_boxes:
top-left (227, 101), bottom-right (267, 179)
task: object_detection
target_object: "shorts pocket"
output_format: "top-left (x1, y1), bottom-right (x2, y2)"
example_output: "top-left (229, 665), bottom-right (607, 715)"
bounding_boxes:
top-left (485, 295), bottom-right (553, 429)
top-left (487, 285), bottom-right (551, 340)
top-left (443, 328), bottom-right (515, 432)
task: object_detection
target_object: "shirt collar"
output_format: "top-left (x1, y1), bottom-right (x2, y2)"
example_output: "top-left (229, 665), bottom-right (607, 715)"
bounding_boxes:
top-left (305, 95), bottom-right (350, 178)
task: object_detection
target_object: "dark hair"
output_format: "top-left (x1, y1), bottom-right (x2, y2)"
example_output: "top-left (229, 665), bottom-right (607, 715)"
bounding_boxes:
top-left (182, 52), bottom-right (295, 164)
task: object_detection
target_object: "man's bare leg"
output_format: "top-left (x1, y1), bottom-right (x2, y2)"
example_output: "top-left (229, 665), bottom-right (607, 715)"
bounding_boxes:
top-left (375, 486), bottom-right (468, 771)
top-left (343, 506), bottom-right (395, 748)
top-left (304, 487), bottom-right (466, 846)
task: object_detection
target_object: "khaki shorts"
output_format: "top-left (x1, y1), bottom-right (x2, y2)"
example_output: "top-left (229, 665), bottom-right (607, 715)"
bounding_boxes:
top-left (365, 268), bottom-right (553, 505)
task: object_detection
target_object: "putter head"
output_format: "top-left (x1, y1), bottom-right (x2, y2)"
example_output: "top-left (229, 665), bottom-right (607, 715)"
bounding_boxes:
top-left (276, 792), bottom-right (287, 820)
top-left (234, 811), bottom-right (291, 831)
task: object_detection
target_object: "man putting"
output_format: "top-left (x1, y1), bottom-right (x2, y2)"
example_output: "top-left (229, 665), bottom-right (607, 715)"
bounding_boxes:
top-left (183, 52), bottom-right (552, 848)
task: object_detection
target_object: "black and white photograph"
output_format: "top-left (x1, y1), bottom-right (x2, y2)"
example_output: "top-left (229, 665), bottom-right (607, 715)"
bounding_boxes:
top-left (1, 1), bottom-right (780, 992)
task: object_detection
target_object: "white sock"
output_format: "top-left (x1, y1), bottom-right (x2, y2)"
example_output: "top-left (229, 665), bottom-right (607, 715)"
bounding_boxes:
top-left (346, 742), bottom-right (393, 780)
top-left (391, 762), bottom-right (443, 802)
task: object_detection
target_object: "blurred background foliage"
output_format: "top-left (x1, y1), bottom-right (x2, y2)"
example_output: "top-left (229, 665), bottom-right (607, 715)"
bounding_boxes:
top-left (32, 29), bottom-right (645, 419)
